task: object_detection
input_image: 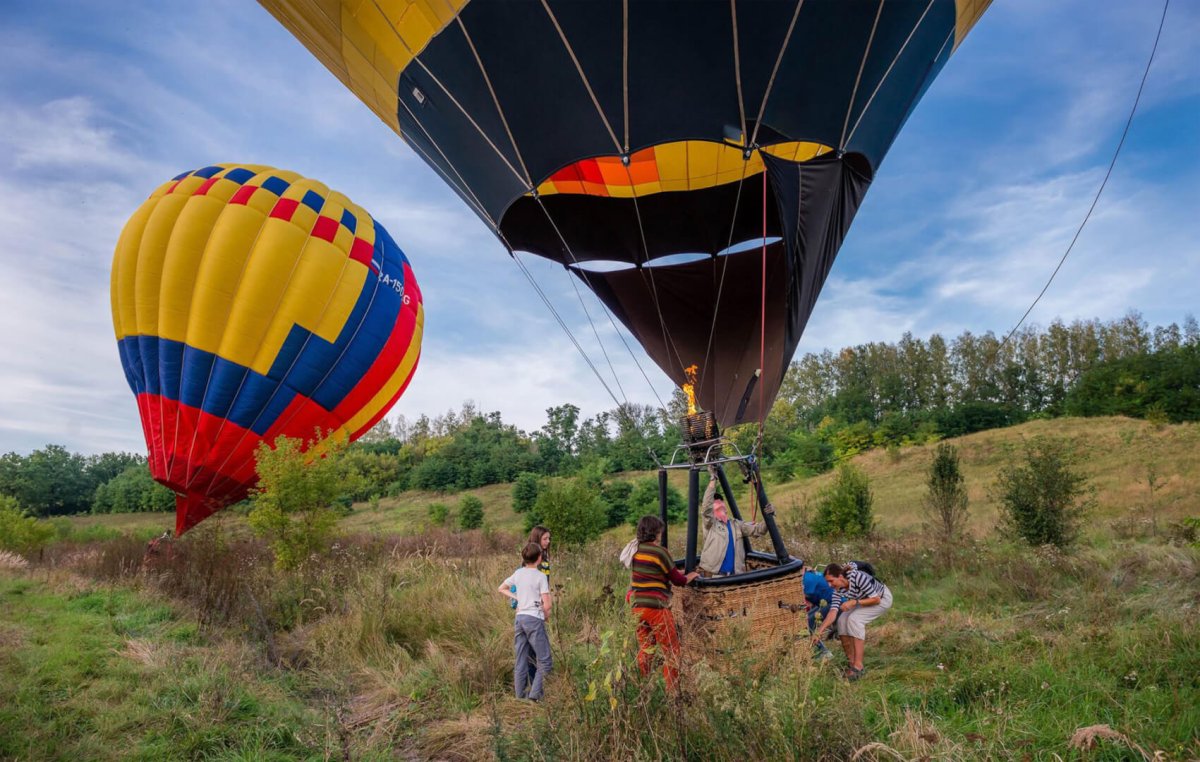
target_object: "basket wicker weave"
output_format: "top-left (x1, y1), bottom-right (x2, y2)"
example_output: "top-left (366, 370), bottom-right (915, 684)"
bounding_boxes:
top-left (671, 557), bottom-right (808, 653)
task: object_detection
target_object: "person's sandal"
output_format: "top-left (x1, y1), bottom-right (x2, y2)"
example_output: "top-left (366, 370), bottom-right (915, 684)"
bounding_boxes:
top-left (844, 666), bottom-right (865, 681)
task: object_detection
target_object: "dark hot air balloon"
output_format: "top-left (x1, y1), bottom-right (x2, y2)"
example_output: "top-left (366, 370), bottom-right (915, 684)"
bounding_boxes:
top-left (260, 0), bottom-right (988, 428)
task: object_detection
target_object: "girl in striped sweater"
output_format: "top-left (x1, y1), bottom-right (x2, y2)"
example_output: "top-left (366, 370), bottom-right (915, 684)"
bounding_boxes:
top-left (811, 562), bottom-right (893, 680)
top-left (629, 515), bottom-right (699, 690)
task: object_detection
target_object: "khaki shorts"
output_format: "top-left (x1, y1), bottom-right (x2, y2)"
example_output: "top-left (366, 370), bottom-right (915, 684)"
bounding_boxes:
top-left (836, 587), bottom-right (892, 640)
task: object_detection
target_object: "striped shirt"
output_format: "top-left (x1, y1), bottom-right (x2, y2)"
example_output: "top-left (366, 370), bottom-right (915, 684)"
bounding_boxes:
top-left (630, 542), bottom-right (688, 610)
top-left (830, 569), bottom-right (886, 611)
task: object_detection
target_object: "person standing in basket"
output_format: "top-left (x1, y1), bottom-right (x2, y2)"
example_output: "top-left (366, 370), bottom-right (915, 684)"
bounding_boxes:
top-left (630, 515), bottom-right (699, 691)
top-left (811, 562), bottom-right (892, 681)
top-left (499, 542), bottom-right (553, 700)
top-left (699, 466), bottom-right (768, 577)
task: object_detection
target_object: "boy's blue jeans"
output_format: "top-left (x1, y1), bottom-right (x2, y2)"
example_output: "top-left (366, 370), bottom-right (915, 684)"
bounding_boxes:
top-left (514, 615), bottom-right (552, 700)
top-left (808, 603), bottom-right (831, 654)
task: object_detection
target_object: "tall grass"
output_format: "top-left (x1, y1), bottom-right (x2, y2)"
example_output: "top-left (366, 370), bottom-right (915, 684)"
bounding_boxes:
top-left (5, 416), bottom-right (1198, 759)
top-left (24, 525), bottom-right (1194, 760)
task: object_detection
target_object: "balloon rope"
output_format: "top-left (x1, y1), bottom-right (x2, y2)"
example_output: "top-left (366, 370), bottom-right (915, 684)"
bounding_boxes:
top-left (753, 169), bottom-right (768, 521)
top-left (997, 0), bottom-right (1170, 353)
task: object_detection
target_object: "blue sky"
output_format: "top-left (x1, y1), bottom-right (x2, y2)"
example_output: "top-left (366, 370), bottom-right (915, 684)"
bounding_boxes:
top-left (0, 1), bottom-right (1196, 456)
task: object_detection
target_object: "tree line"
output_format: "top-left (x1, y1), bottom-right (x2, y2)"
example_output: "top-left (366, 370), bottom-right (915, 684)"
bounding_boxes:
top-left (1, 311), bottom-right (1196, 517)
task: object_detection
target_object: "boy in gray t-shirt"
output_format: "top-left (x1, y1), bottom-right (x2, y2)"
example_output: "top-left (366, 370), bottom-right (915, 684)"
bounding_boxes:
top-left (498, 542), bottom-right (553, 700)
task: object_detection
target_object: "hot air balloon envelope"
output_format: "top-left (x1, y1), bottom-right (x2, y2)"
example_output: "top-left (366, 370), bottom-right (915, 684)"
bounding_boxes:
top-left (262, 0), bottom-right (988, 425)
top-left (111, 164), bottom-right (424, 534)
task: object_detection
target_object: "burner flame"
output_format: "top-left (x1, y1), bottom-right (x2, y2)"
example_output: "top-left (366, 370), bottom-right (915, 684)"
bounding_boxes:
top-left (683, 364), bottom-right (698, 415)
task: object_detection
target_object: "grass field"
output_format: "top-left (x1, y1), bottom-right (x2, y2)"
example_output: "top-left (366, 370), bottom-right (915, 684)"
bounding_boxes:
top-left (13, 416), bottom-right (1199, 760)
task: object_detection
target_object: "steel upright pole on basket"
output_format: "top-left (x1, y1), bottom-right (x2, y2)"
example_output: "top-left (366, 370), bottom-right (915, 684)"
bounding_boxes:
top-left (658, 468), bottom-right (669, 549)
top-left (715, 464), bottom-right (752, 557)
top-left (685, 466), bottom-right (700, 573)
top-left (749, 458), bottom-right (790, 563)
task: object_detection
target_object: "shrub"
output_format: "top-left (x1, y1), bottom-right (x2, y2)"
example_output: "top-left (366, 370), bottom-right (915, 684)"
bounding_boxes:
top-left (600, 480), bottom-right (634, 528)
top-left (529, 478), bottom-right (605, 545)
top-left (427, 502), bottom-right (449, 526)
top-left (923, 442), bottom-right (969, 541)
top-left (246, 433), bottom-right (347, 569)
top-left (995, 436), bottom-right (1094, 548)
top-left (458, 495), bottom-right (484, 530)
top-left (0, 496), bottom-right (56, 556)
top-left (91, 464), bottom-right (174, 514)
top-left (511, 472), bottom-right (540, 513)
top-left (810, 464), bottom-right (874, 538)
top-left (626, 477), bottom-right (685, 526)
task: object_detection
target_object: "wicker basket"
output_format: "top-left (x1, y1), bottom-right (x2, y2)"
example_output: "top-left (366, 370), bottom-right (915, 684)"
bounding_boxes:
top-left (671, 556), bottom-right (808, 654)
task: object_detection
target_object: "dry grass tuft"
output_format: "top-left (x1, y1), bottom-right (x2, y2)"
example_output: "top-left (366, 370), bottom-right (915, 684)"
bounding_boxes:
top-left (1068, 724), bottom-right (1157, 760)
top-left (0, 550), bottom-right (29, 570)
top-left (122, 637), bottom-right (170, 669)
top-left (851, 741), bottom-right (907, 760)
top-left (0, 621), bottom-right (25, 650)
top-left (885, 708), bottom-right (964, 760)
top-left (419, 712), bottom-right (496, 762)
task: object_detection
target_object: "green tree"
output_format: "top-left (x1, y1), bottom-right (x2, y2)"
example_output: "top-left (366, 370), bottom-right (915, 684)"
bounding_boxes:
top-left (246, 433), bottom-right (346, 570)
top-left (458, 495), bottom-right (484, 530)
top-left (0, 495), bottom-right (56, 556)
top-left (427, 502), bottom-right (449, 526)
top-left (811, 464), bottom-right (874, 539)
top-left (529, 478), bottom-right (606, 545)
top-left (923, 443), bottom-right (969, 541)
top-left (91, 465), bottom-right (174, 514)
top-left (511, 472), bottom-right (541, 513)
top-left (0, 445), bottom-right (93, 516)
top-left (627, 478), bottom-right (685, 526)
top-left (995, 437), bottom-right (1093, 548)
top-left (84, 452), bottom-right (145, 488)
top-left (600, 480), bottom-right (634, 528)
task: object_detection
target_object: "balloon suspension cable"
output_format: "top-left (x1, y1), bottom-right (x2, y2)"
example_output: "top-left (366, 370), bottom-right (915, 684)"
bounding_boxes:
top-left (751, 169), bottom-right (770, 522)
top-left (996, 0), bottom-right (1169, 356)
top-left (446, 6), bottom-right (673, 466)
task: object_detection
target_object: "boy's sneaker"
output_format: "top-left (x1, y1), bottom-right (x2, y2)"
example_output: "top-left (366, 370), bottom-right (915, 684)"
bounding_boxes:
top-left (817, 650), bottom-right (834, 662)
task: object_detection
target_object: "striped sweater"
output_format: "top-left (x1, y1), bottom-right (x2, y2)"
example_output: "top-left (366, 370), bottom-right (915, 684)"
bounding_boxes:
top-left (630, 542), bottom-right (688, 610)
top-left (830, 569), bottom-right (886, 611)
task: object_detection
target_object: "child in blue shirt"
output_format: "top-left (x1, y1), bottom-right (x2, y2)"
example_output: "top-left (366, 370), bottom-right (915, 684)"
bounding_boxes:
top-left (803, 565), bottom-right (834, 659)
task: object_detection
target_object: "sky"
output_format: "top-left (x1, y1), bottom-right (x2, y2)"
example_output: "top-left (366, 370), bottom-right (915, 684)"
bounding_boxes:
top-left (0, 1), bottom-right (1197, 456)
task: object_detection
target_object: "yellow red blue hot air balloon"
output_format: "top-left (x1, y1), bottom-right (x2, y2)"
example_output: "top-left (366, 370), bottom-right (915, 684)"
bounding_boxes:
top-left (111, 164), bottom-right (424, 534)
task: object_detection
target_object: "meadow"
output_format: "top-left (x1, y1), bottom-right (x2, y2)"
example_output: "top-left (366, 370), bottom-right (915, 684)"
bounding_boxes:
top-left (1, 416), bottom-right (1198, 761)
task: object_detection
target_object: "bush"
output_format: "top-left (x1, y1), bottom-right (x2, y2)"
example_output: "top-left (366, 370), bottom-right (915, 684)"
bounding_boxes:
top-left (995, 437), bottom-right (1094, 548)
top-left (528, 478), bottom-right (606, 545)
top-left (924, 443), bottom-right (969, 541)
top-left (600, 480), bottom-right (634, 528)
top-left (626, 477), bottom-right (685, 526)
top-left (511, 472), bottom-right (540, 513)
top-left (458, 495), bottom-right (484, 530)
top-left (810, 464), bottom-right (874, 538)
top-left (427, 502), bottom-right (449, 526)
top-left (91, 464), bottom-right (175, 514)
top-left (246, 433), bottom-right (347, 569)
top-left (0, 496), bottom-right (56, 556)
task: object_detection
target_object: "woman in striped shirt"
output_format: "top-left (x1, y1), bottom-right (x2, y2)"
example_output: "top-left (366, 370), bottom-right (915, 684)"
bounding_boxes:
top-left (630, 515), bottom-right (699, 690)
top-left (810, 562), bottom-right (892, 680)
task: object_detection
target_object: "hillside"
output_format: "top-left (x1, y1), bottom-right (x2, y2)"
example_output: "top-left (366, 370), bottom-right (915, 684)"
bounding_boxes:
top-left (65, 416), bottom-right (1200, 543)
